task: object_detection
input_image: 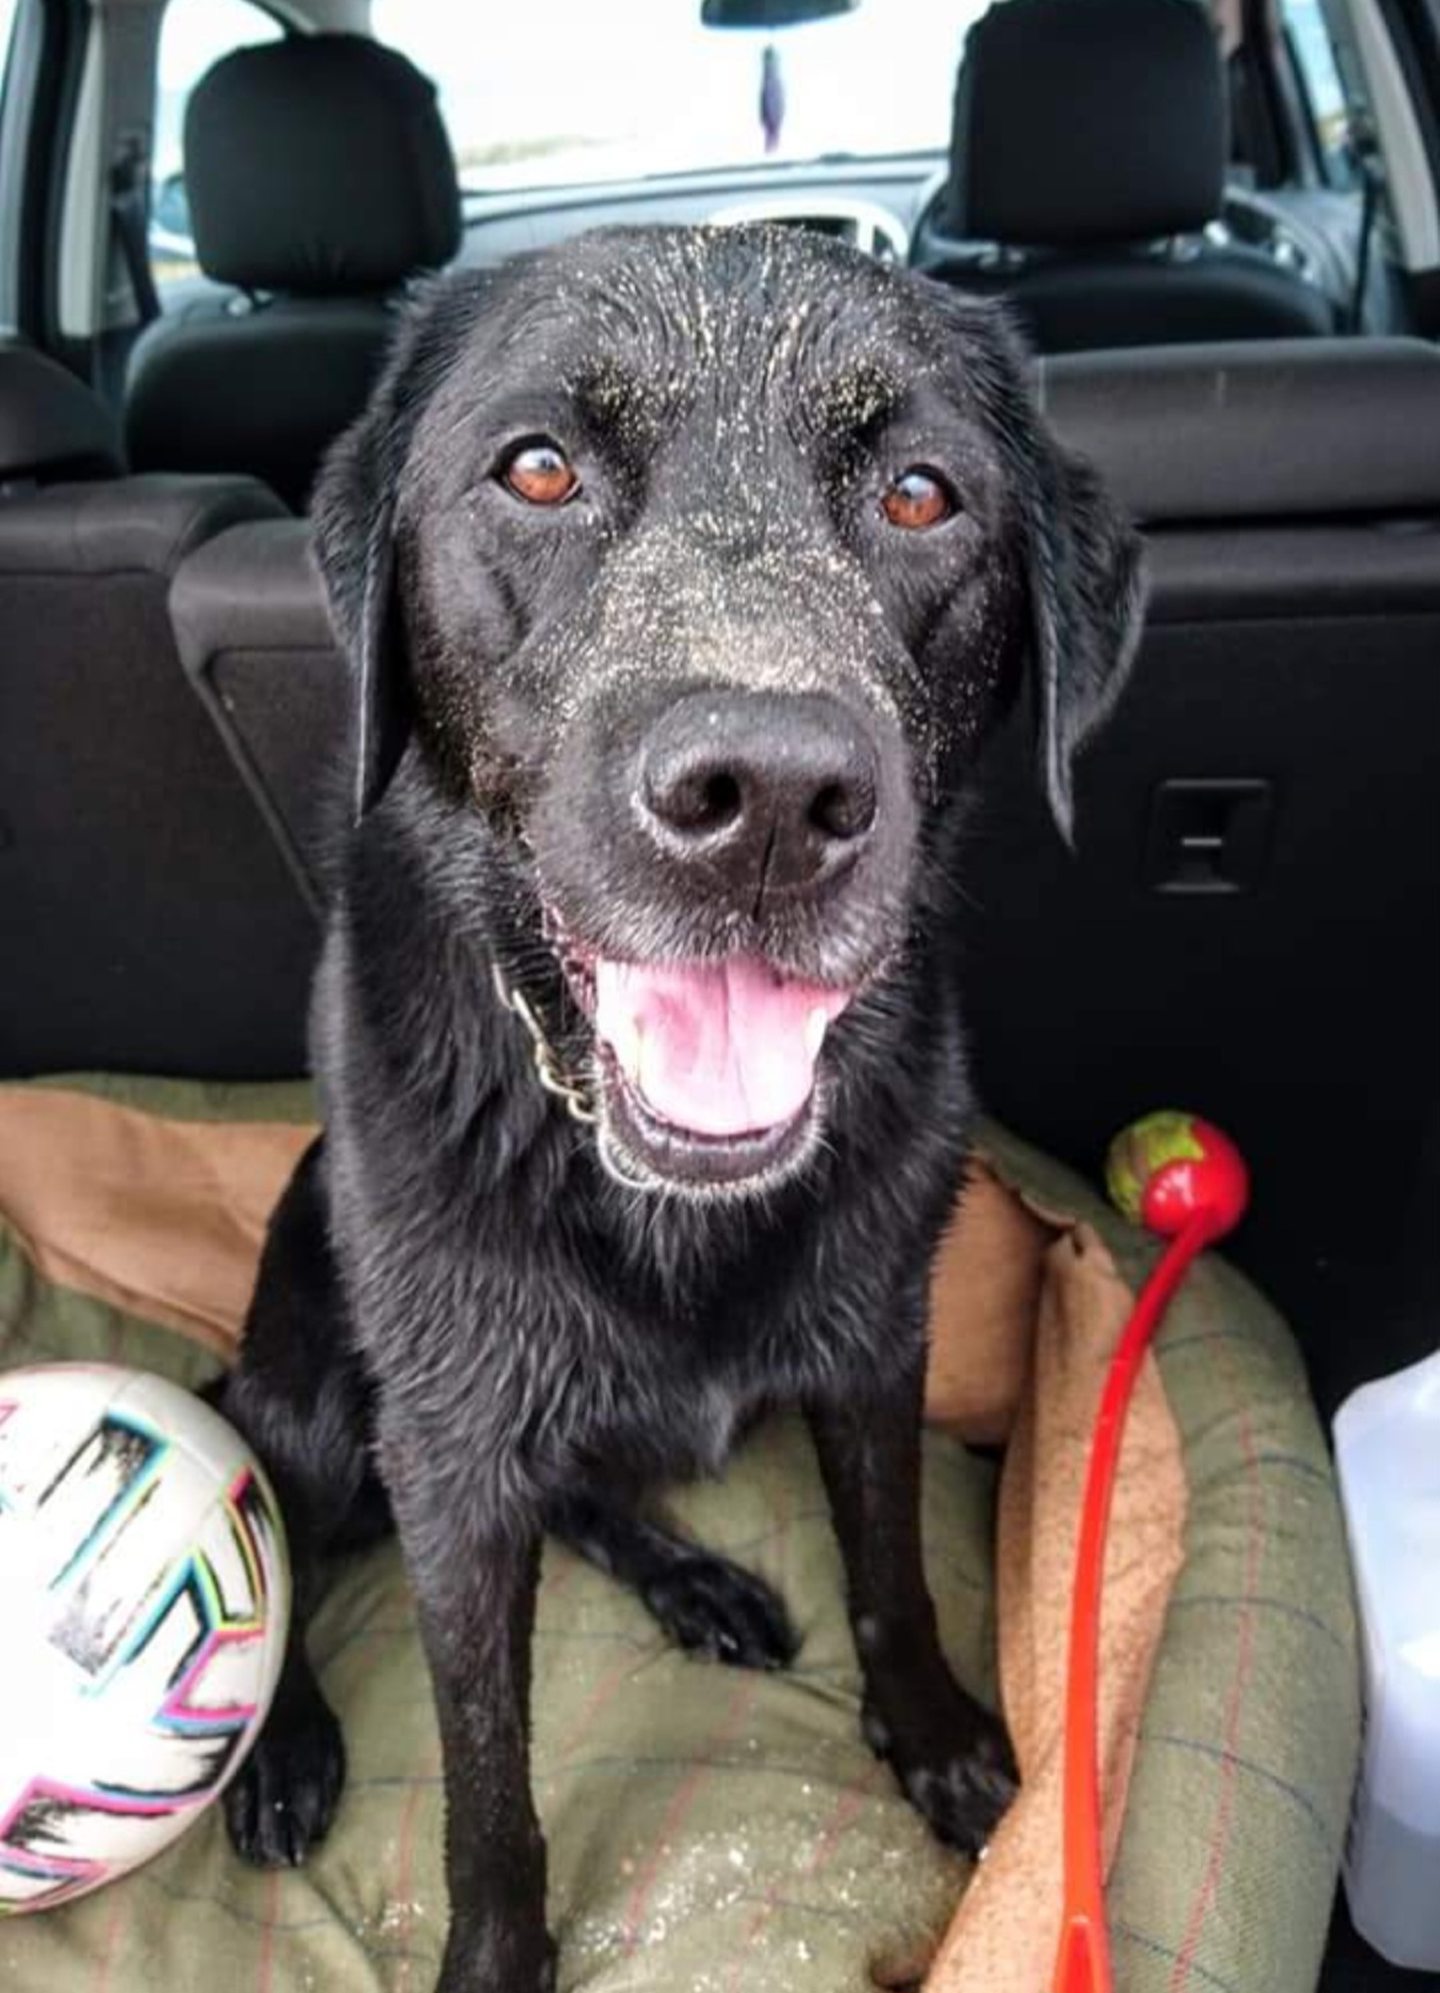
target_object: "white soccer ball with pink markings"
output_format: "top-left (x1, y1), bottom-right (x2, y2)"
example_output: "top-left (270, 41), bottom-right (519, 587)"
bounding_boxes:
top-left (0, 1364), bottom-right (289, 1913)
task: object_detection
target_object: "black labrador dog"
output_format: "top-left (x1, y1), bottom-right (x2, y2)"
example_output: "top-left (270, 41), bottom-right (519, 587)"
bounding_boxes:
top-left (217, 225), bottom-right (1142, 1991)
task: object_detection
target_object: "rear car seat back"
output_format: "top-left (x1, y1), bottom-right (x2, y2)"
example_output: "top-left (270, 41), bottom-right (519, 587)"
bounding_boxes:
top-left (0, 346), bottom-right (317, 1079)
top-left (125, 34), bottom-right (460, 511)
top-left (971, 339), bottom-right (1440, 1409)
top-left (0, 343), bottom-right (126, 484)
top-left (914, 0), bottom-right (1336, 350)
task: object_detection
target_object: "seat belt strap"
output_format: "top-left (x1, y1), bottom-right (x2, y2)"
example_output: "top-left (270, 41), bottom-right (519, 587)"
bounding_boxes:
top-left (109, 148), bottom-right (162, 328)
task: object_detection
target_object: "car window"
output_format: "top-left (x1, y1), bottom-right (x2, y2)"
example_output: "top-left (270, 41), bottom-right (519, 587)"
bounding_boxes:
top-left (0, 0), bottom-right (17, 96)
top-left (373, 0), bottom-right (978, 195)
top-left (1281, 0), bottom-right (1357, 187)
top-left (0, 0), bottom-right (18, 133)
top-left (0, 0), bottom-right (23, 334)
top-left (151, 0), bottom-right (283, 292)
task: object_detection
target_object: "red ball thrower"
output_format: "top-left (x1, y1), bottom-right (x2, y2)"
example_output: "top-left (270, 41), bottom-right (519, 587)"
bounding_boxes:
top-left (1052, 1113), bottom-right (1250, 1993)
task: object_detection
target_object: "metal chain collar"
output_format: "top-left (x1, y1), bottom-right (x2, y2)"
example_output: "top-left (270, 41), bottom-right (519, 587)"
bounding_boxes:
top-left (490, 962), bottom-right (597, 1125)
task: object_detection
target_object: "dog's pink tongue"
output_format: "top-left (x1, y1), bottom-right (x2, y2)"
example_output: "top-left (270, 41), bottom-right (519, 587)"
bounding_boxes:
top-left (594, 957), bottom-right (850, 1138)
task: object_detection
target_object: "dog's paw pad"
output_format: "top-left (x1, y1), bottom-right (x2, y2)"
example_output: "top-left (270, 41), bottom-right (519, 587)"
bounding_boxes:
top-left (643, 1555), bottom-right (798, 1671)
top-left (895, 1721), bottom-right (1018, 1858)
top-left (224, 1695), bottom-right (346, 1868)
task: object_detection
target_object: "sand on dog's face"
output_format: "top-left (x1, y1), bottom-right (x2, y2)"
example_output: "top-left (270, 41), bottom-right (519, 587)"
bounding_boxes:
top-left (402, 223), bottom-right (1025, 845)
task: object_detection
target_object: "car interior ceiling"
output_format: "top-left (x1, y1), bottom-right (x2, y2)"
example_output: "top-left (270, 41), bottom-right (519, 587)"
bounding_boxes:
top-left (0, 3), bottom-right (1437, 1986)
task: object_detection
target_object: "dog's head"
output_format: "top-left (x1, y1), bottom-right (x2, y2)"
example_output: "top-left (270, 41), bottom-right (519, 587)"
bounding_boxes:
top-left (315, 226), bottom-right (1142, 1197)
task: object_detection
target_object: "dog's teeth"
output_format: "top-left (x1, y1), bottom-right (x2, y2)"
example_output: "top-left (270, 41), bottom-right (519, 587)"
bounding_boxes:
top-left (805, 1007), bottom-right (831, 1059)
top-left (610, 1014), bottom-right (644, 1081)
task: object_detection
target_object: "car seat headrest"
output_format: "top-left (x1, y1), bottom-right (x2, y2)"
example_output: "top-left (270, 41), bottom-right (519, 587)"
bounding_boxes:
top-left (946, 0), bottom-right (1227, 246)
top-left (185, 33), bottom-right (461, 296)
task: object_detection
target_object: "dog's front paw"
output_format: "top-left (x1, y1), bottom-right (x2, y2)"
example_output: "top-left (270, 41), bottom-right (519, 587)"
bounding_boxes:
top-left (643, 1553), bottom-right (798, 1670)
top-left (224, 1686), bottom-right (346, 1867)
top-left (864, 1692), bottom-right (1017, 1858)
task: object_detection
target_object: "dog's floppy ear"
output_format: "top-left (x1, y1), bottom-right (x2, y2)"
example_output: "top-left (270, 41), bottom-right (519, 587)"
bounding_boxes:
top-left (312, 274), bottom-right (485, 820)
top-left (927, 284), bottom-right (1146, 842)
top-left (313, 405), bottom-right (409, 821)
top-left (1017, 429), bottom-right (1146, 842)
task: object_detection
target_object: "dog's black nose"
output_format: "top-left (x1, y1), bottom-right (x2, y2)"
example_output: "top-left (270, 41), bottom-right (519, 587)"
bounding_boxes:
top-left (636, 690), bottom-right (878, 891)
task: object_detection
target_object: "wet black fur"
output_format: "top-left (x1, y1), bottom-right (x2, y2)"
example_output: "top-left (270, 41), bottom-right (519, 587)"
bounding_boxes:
top-left (216, 227), bottom-right (1142, 1992)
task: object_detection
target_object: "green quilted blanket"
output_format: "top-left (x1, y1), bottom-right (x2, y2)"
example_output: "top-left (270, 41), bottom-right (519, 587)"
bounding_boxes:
top-left (0, 1079), bottom-right (1359, 1992)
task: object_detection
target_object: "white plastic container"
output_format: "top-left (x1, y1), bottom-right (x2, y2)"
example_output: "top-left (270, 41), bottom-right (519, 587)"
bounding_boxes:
top-left (1334, 1345), bottom-right (1440, 1971)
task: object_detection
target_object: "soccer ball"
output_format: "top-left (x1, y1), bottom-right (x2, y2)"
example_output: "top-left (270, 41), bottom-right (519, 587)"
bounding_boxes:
top-left (0, 1364), bottom-right (290, 1913)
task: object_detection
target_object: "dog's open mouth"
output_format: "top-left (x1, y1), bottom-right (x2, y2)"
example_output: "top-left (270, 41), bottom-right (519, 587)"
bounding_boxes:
top-left (553, 934), bottom-right (855, 1188)
top-left (594, 956), bottom-right (851, 1138)
top-left (594, 957), bottom-right (852, 1185)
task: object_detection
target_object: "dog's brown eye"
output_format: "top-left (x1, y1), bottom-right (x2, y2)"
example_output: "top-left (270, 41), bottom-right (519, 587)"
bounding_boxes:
top-left (881, 468), bottom-right (954, 531)
top-left (502, 441), bottom-right (579, 507)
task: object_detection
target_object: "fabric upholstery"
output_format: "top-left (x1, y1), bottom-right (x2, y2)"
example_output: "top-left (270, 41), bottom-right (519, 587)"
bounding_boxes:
top-left (0, 474), bottom-right (286, 576)
top-left (125, 297), bottom-right (401, 514)
top-left (0, 345), bottom-right (123, 484)
top-left (947, 0), bottom-right (1227, 245)
top-left (185, 34), bottom-right (459, 296)
top-left (923, 0), bottom-right (1335, 348)
top-left (0, 1077), bottom-right (1359, 1992)
top-left (0, 476), bottom-right (318, 1081)
top-left (922, 248), bottom-right (1336, 352)
top-left (1035, 338), bottom-right (1440, 520)
top-left (169, 518), bottom-right (347, 911)
top-left (125, 35), bottom-right (459, 509)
